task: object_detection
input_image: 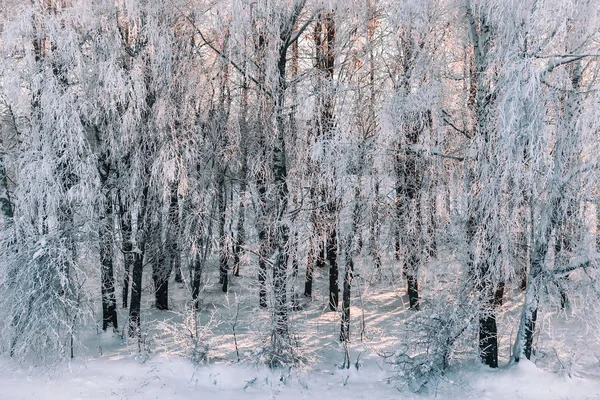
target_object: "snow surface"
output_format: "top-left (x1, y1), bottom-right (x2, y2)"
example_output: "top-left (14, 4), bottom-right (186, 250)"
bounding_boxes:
top-left (1, 255), bottom-right (599, 399)
top-left (1, 355), bottom-right (599, 399)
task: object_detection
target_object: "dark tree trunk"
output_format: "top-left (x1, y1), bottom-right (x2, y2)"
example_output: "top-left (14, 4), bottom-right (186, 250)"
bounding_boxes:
top-left (232, 182), bottom-right (245, 277)
top-left (152, 184), bottom-right (179, 310)
top-left (395, 141), bottom-right (423, 310)
top-left (217, 173), bottom-right (228, 292)
top-left (478, 271), bottom-right (504, 368)
top-left (370, 178), bottom-right (382, 273)
top-left (233, 60), bottom-right (249, 278)
top-left (520, 235), bottom-right (549, 361)
top-left (232, 201), bottom-right (244, 278)
top-left (304, 244), bottom-right (314, 297)
top-left (98, 158), bottom-right (118, 331)
top-left (152, 253), bottom-right (171, 311)
top-left (168, 185), bottom-right (182, 284)
top-left (475, 235), bottom-right (504, 368)
top-left (524, 306), bottom-right (538, 360)
top-left (0, 156), bottom-right (13, 220)
top-left (258, 227), bottom-right (268, 308)
top-left (192, 213), bottom-right (213, 309)
top-left (479, 311), bottom-right (498, 368)
top-left (271, 52), bottom-right (290, 337)
top-left (100, 191), bottom-right (118, 331)
top-left (291, 231), bottom-right (299, 277)
top-left (406, 260), bottom-right (419, 310)
top-left (554, 213), bottom-right (573, 310)
top-left (517, 227), bottom-right (528, 291)
top-left (493, 281), bottom-right (505, 307)
top-left (317, 241), bottom-right (326, 269)
top-left (427, 190), bottom-right (438, 258)
top-left (118, 192), bottom-right (133, 308)
top-left (394, 230), bottom-right (401, 261)
top-left (340, 256), bottom-right (353, 342)
top-left (327, 229), bottom-right (339, 311)
top-left (128, 244), bottom-right (145, 337)
top-left (255, 123), bottom-right (268, 308)
top-left (192, 251), bottom-right (203, 310)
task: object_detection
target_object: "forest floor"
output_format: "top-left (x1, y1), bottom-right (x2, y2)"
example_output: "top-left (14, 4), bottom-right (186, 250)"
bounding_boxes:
top-left (1, 254), bottom-right (600, 399)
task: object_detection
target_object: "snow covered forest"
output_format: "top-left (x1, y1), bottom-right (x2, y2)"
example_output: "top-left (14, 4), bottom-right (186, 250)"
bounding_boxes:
top-left (1, 0), bottom-right (600, 398)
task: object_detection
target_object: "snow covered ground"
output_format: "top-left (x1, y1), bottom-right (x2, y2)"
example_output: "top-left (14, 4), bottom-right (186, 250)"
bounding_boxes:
top-left (1, 257), bottom-right (599, 399)
top-left (2, 355), bottom-right (599, 399)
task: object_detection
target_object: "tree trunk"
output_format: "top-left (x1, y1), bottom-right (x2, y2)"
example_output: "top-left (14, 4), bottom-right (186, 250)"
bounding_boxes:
top-left (128, 243), bottom-right (145, 337)
top-left (405, 156), bottom-right (421, 310)
top-left (258, 227), bottom-right (268, 309)
top-left (100, 191), bottom-right (118, 331)
top-left (152, 252), bottom-right (170, 311)
top-left (233, 146), bottom-right (247, 277)
top-left (340, 255), bottom-right (353, 342)
top-left (327, 228), bottom-right (339, 311)
top-left (271, 51), bottom-right (290, 339)
top-left (118, 191), bottom-right (133, 308)
top-left (0, 156), bottom-right (13, 220)
top-left (479, 310), bottom-right (498, 367)
top-left (340, 180), bottom-right (361, 343)
top-left (233, 194), bottom-right (245, 277)
top-left (304, 243), bottom-right (314, 297)
top-left (406, 265), bottom-right (419, 310)
top-left (192, 212), bottom-right (213, 309)
top-left (98, 159), bottom-right (118, 331)
top-left (192, 250), bottom-right (204, 310)
top-left (168, 184), bottom-right (182, 284)
top-left (370, 177), bottom-right (382, 274)
top-left (513, 200), bottom-right (555, 362)
top-left (217, 173), bottom-right (228, 292)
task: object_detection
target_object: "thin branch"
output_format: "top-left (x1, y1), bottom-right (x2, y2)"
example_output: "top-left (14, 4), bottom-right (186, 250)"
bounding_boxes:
top-left (285, 8), bottom-right (318, 50)
top-left (536, 52), bottom-right (600, 59)
top-left (553, 253), bottom-right (600, 278)
top-left (441, 109), bottom-right (472, 139)
top-left (168, 0), bottom-right (271, 97)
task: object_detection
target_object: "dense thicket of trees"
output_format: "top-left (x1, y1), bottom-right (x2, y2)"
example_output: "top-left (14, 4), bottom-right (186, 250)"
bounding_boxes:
top-left (1, 0), bottom-right (599, 379)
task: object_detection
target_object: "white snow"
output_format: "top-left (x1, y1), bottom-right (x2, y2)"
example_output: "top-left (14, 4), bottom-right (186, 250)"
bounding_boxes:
top-left (1, 355), bottom-right (599, 399)
top-left (1, 259), bottom-right (599, 400)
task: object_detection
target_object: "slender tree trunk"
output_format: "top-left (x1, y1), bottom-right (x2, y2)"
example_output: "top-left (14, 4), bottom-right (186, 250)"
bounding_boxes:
top-left (479, 307), bottom-right (498, 367)
top-left (257, 179), bottom-right (268, 308)
top-left (152, 247), bottom-right (171, 310)
top-left (340, 255), bottom-right (353, 342)
top-left (327, 228), bottom-right (339, 311)
top-left (192, 210), bottom-right (213, 309)
top-left (169, 185), bottom-right (182, 284)
top-left (271, 51), bottom-right (290, 340)
top-left (404, 154), bottom-right (422, 310)
top-left (314, 10), bottom-right (339, 312)
top-left (192, 248), bottom-right (204, 310)
top-left (370, 179), bottom-right (382, 274)
top-left (0, 156), bottom-right (13, 220)
top-left (128, 242), bottom-right (145, 337)
top-left (304, 243), bottom-right (314, 297)
top-left (597, 203), bottom-right (600, 253)
top-left (98, 159), bottom-right (118, 331)
top-left (232, 97), bottom-right (247, 278)
top-left (217, 172), bottom-right (229, 292)
top-left (128, 179), bottom-right (149, 337)
top-left (118, 191), bottom-right (133, 308)
top-left (100, 192), bottom-right (118, 331)
top-left (233, 180), bottom-right (245, 278)
top-left (152, 183), bottom-right (179, 310)
top-left (341, 182), bottom-right (361, 344)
